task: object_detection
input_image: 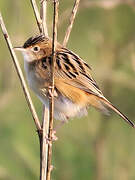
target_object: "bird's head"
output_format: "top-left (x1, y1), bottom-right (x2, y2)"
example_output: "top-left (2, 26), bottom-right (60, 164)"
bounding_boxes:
top-left (14, 35), bottom-right (52, 63)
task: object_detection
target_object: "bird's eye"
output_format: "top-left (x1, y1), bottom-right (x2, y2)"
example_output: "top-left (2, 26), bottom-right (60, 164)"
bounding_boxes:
top-left (32, 46), bottom-right (40, 52)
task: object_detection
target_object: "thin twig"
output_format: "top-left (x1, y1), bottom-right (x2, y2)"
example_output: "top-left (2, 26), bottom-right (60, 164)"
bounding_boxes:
top-left (40, 106), bottom-right (49, 180)
top-left (30, 0), bottom-right (48, 36)
top-left (40, 0), bottom-right (48, 36)
top-left (46, 1), bottom-right (59, 180)
top-left (30, 0), bottom-right (49, 179)
top-left (38, 0), bottom-right (50, 180)
top-left (30, 0), bottom-right (43, 33)
top-left (0, 12), bottom-right (41, 131)
top-left (63, 0), bottom-right (80, 47)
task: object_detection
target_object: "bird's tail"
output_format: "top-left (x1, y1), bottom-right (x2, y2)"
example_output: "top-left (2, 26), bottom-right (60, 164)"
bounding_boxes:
top-left (98, 96), bottom-right (135, 128)
top-left (88, 94), bottom-right (135, 128)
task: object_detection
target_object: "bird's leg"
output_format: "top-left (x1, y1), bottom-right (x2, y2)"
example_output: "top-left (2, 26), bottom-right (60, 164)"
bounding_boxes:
top-left (48, 87), bottom-right (53, 98)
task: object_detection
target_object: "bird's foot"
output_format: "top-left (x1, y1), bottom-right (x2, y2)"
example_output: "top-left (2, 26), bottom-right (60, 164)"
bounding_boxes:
top-left (45, 130), bottom-right (58, 146)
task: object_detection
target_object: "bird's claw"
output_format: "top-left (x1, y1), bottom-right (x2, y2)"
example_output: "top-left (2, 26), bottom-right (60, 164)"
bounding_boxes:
top-left (45, 130), bottom-right (58, 145)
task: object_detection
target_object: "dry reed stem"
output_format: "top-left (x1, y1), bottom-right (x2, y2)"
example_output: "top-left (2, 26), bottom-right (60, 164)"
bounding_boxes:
top-left (40, 106), bottom-right (50, 180)
top-left (30, 0), bottom-right (49, 179)
top-left (30, 0), bottom-right (43, 33)
top-left (40, 0), bottom-right (48, 36)
top-left (0, 12), bottom-right (41, 131)
top-left (63, 0), bottom-right (80, 47)
top-left (30, 0), bottom-right (48, 36)
top-left (46, 1), bottom-right (59, 180)
top-left (29, 0), bottom-right (50, 179)
top-left (38, 0), bottom-right (50, 179)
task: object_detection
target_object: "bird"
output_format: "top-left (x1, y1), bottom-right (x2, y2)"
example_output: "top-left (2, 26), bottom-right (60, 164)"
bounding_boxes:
top-left (15, 34), bottom-right (135, 128)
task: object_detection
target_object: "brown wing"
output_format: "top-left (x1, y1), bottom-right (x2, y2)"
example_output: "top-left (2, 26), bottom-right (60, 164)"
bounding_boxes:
top-left (54, 47), bottom-right (103, 98)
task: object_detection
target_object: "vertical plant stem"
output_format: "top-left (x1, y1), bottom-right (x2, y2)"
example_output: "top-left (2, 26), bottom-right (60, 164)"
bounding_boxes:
top-left (40, 0), bottom-right (48, 37)
top-left (39, 0), bottom-right (50, 180)
top-left (30, 0), bottom-right (49, 179)
top-left (46, 1), bottom-right (59, 180)
top-left (0, 12), bottom-right (41, 131)
top-left (40, 106), bottom-right (49, 180)
top-left (63, 0), bottom-right (80, 47)
top-left (30, 0), bottom-right (43, 33)
top-left (30, 0), bottom-right (48, 36)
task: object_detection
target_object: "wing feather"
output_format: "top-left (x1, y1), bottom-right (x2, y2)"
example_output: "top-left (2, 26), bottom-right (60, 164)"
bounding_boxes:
top-left (55, 48), bottom-right (103, 97)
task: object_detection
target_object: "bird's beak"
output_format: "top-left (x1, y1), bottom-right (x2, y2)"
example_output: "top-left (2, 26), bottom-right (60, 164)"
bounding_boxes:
top-left (13, 47), bottom-right (26, 52)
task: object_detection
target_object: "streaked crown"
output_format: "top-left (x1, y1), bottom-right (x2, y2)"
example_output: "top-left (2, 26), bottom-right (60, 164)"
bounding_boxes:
top-left (23, 35), bottom-right (49, 48)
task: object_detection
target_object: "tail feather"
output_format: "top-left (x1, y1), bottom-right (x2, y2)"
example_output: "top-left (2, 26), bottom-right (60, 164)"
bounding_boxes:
top-left (99, 97), bottom-right (135, 128)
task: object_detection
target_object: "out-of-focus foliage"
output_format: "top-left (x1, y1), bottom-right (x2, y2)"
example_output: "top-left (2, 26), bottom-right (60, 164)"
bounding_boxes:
top-left (0, 0), bottom-right (135, 180)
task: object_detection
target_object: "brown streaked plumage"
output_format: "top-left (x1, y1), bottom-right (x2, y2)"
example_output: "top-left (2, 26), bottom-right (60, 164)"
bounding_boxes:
top-left (15, 35), bottom-right (135, 127)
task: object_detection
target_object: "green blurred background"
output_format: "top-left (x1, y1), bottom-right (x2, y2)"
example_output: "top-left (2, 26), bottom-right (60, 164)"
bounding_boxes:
top-left (0, 0), bottom-right (135, 180)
